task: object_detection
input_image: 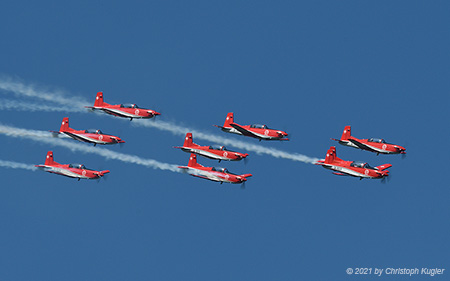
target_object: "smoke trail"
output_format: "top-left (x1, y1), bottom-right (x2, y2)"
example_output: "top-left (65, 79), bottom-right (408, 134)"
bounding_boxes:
top-left (0, 160), bottom-right (37, 171)
top-left (0, 77), bottom-right (89, 108)
top-left (0, 99), bottom-right (85, 113)
top-left (0, 78), bottom-right (319, 163)
top-left (0, 124), bottom-right (180, 172)
top-left (133, 119), bottom-right (320, 164)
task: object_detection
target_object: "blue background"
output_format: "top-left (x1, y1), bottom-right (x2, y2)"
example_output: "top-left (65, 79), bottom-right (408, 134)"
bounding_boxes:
top-left (0, 1), bottom-right (449, 280)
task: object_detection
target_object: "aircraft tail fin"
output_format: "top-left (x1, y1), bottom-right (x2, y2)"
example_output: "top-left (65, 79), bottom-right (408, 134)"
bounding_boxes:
top-left (183, 133), bottom-right (194, 147)
top-left (59, 117), bottom-right (71, 132)
top-left (44, 151), bottom-right (56, 165)
top-left (223, 112), bottom-right (234, 127)
top-left (324, 146), bottom-right (340, 164)
top-left (187, 153), bottom-right (201, 168)
top-left (340, 125), bottom-right (351, 140)
top-left (94, 92), bottom-right (105, 107)
top-left (240, 173), bottom-right (252, 178)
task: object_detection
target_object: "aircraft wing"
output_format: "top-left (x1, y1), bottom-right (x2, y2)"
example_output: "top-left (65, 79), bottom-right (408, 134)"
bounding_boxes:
top-left (348, 139), bottom-right (378, 152)
top-left (332, 172), bottom-right (349, 176)
top-left (229, 123), bottom-right (260, 138)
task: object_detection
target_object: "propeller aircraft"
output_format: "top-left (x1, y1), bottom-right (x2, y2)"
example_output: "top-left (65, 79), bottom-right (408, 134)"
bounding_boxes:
top-left (315, 146), bottom-right (392, 180)
top-left (332, 126), bottom-right (406, 155)
top-left (174, 133), bottom-right (248, 162)
top-left (178, 154), bottom-right (252, 184)
top-left (214, 112), bottom-right (289, 141)
top-left (51, 117), bottom-right (124, 146)
top-left (85, 92), bottom-right (161, 120)
top-left (35, 151), bottom-right (110, 181)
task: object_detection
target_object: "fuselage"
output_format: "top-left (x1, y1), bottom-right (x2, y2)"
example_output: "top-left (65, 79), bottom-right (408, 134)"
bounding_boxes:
top-left (339, 137), bottom-right (406, 155)
top-left (220, 124), bottom-right (289, 141)
top-left (316, 159), bottom-right (389, 179)
top-left (90, 104), bottom-right (160, 119)
top-left (61, 130), bottom-right (124, 145)
top-left (178, 146), bottom-right (248, 161)
top-left (178, 166), bottom-right (250, 184)
top-left (36, 164), bottom-right (109, 180)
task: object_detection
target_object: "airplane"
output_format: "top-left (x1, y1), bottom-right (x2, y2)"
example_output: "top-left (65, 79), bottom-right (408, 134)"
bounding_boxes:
top-left (51, 117), bottom-right (125, 146)
top-left (35, 151), bottom-right (110, 181)
top-left (85, 92), bottom-right (161, 120)
top-left (174, 133), bottom-right (249, 162)
top-left (178, 153), bottom-right (252, 184)
top-left (315, 146), bottom-right (392, 180)
top-left (331, 126), bottom-right (406, 155)
top-left (214, 112), bottom-right (289, 141)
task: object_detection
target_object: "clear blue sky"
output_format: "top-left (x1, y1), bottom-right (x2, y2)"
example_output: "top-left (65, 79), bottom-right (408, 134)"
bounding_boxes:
top-left (0, 1), bottom-right (449, 280)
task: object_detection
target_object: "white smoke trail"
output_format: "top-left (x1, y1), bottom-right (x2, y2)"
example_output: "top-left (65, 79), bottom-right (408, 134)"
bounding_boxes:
top-left (133, 120), bottom-right (320, 164)
top-left (0, 77), bottom-right (89, 108)
top-left (0, 124), bottom-right (180, 172)
top-left (0, 99), bottom-right (84, 113)
top-left (0, 78), bottom-right (319, 163)
top-left (0, 160), bottom-right (37, 171)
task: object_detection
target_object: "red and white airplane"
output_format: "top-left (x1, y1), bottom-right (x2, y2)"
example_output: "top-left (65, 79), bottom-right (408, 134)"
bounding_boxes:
top-left (178, 153), bottom-right (252, 184)
top-left (174, 133), bottom-right (248, 162)
top-left (52, 117), bottom-right (125, 146)
top-left (332, 126), bottom-right (406, 155)
top-left (315, 146), bottom-right (392, 180)
top-left (85, 92), bottom-right (161, 120)
top-left (214, 112), bottom-right (289, 141)
top-left (35, 151), bottom-right (110, 181)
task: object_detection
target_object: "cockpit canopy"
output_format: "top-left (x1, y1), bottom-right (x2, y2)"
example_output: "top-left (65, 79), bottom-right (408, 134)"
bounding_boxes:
top-left (69, 163), bottom-right (86, 169)
top-left (210, 145), bottom-right (228, 151)
top-left (368, 138), bottom-right (386, 143)
top-left (350, 161), bottom-right (374, 169)
top-left (85, 129), bottom-right (103, 134)
top-left (120, 103), bottom-right (140, 109)
top-left (211, 167), bottom-right (236, 174)
top-left (250, 124), bottom-right (268, 129)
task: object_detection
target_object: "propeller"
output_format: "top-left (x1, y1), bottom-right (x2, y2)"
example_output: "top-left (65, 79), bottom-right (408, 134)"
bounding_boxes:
top-left (381, 174), bottom-right (391, 184)
top-left (96, 172), bottom-right (109, 183)
top-left (243, 155), bottom-right (250, 165)
top-left (240, 181), bottom-right (246, 190)
top-left (151, 110), bottom-right (162, 121)
top-left (402, 153), bottom-right (407, 160)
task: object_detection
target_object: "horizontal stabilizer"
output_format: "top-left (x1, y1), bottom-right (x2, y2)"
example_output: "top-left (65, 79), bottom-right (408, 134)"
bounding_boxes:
top-left (376, 164), bottom-right (392, 171)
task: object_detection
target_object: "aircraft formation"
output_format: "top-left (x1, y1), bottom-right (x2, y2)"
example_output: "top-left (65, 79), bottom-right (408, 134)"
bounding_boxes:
top-left (33, 91), bottom-right (406, 184)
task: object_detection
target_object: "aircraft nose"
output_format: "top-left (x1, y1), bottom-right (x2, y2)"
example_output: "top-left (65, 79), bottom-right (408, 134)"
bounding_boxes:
top-left (150, 111), bottom-right (161, 116)
top-left (112, 137), bottom-right (125, 143)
